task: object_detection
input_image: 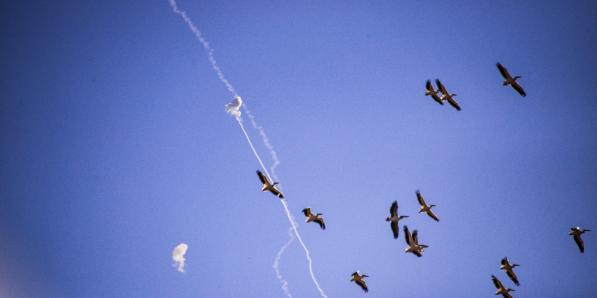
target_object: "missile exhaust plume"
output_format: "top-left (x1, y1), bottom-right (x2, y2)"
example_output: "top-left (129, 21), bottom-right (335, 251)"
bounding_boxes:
top-left (273, 227), bottom-right (295, 298)
top-left (168, 2), bottom-right (327, 297)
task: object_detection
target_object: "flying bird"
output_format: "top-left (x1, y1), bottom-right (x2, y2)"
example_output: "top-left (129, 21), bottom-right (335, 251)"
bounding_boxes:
top-left (350, 271), bottom-right (369, 293)
top-left (500, 257), bottom-right (520, 286)
top-left (256, 170), bottom-right (284, 199)
top-left (569, 227), bottom-right (591, 253)
top-left (435, 79), bottom-right (461, 111)
top-left (425, 80), bottom-right (444, 105)
top-left (491, 275), bottom-right (515, 298)
top-left (496, 63), bottom-right (526, 97)
top-left (385, 201), bottom-right (408, 239)
top-left (416, 190), bottom-right (439, 222)
top-left (403, 225), bottom-right (428, 257)
top-left (302, 208), bottom-right (326, 230)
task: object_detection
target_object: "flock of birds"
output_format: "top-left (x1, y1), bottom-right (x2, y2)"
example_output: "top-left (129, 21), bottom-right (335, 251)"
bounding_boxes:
top-left (253, 63), bottom-right (591, 296)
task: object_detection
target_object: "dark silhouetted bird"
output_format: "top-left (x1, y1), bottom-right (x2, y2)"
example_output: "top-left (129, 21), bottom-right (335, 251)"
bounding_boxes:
top-left (404, 225), bottom-right (428, 257)
top-left (492, 275), bottom-right (515, 298)
top-left (569, 227), bottom-right (591, 253)
top-left (416, 190), bottom-right (439, 222)
top-left (302, 208), bottom-right (326, 230)
top-left (350, 271), bottom-right (369, 293)
top-left (436, 79), bottom-right (461, 111)
top-left (385, 201), bottom-right (408, 239)
top-left (500, 257), bottom-right (520, 286)
top-left (497, 63), bottom-right (526, 97)
top-left (256, 170), bottom-right (284, 199)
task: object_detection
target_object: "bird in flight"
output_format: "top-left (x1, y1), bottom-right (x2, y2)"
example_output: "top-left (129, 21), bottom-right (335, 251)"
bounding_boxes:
top-left (256, 170), bottom-right (284, 199)
top-left (491, 275), bottom-right (515, 298)
top-left (416, 190), bottom-right (439, 222)
top-left (425, 80), bottom-right (444, 105)
top-left (350, 271), bottom-right (369, 293)
top-left (436, 79), bottom-right (461, 111)
top-left (569, 227), bottom-right (591, 253)
top-left (385, 201), bottom-right (408, 239)
top-left (496, 63), bottom-right (526, 97)
top-left (302, 208), bottom-right (326, 230)
top-left (500, 257), bottom-right (520, 286)
top-left (403, 225), bottom-right (428, 257)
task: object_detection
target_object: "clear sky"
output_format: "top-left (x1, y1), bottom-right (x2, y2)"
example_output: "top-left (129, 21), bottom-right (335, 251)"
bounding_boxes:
top-left (1, 0), bottom-right (596, 297)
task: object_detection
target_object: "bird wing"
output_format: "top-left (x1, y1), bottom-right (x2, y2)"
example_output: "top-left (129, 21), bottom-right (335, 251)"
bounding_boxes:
top-left (502, 291), bottom-right (513, 298)
top-left (426, 209), bottom-right (440, 222)
top-left (270, 187), bottom-right (284, 198)
top-left (435, 79), bottom-right (448, 95)
top-left (314, 217), bottom-right (326, 230)
top-left (573, 234), bottom-right (585, 253)
top-left (302, 208), bottom-right (312, 217)
top-left (506, 269), bottom-right (520, 286)
top-left (446, 96), bottom-right (461, 111)
top-left (511, 80), bottom-right (526, 97)
top-left (404, 225), bottom-right (412, 245)
top-left (496, 63), bottom-right (512, 79)
top-left (501, 257), bottom-right (508, 266)
top-left (412, 229), bottom-right (419, 245)
top-left (416, 190), bottom-right (426, 207)
top-left (391, 221), bottom-right (399, 239)
top-left (426, 80), bottom-right (434, 92)
top-left (256, 170), bottom-right (269, 185)
top-left (492, 275), bottom-right (504, 289)
top-left (390, 201), bottom-right (398, 217)
top-left (355, 279), bottom-right (368, 293)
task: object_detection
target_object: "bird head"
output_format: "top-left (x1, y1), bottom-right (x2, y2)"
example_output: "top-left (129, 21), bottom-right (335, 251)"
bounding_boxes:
top-left (400, 215), bottom-right (409, 219)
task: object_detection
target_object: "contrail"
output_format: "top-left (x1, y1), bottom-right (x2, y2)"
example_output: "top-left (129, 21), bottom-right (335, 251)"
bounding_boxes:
top-left (167, 0), bottom-right (238, 97)
top-left (244, 107), bottom-right (280, 180)
top-left (167, 1), bottom-right (327, 297)
top-left (273, 227), bottom-right (295, 298)
top-left (242, 106), bottom-right (328, 298)
top-left (237, 114), bottom-right (328, 298)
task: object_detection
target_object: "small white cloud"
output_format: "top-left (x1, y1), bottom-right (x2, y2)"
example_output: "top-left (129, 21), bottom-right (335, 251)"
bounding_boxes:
top-left (225, 96), bottom-right (243, 118)
top-left (172, 243), bottom-right (188, 273)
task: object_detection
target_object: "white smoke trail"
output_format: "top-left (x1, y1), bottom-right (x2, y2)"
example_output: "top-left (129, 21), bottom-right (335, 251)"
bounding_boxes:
top-left (244, 107), bottom-right (281, 180)
top-left (273, 227), bottom-right (295, 298)
top-left (237, 115), bottom-right (328, 298)
top-left (167, 2), bottom-right (327, 297)
top-left (242, 106), bottom-right (327, 298)
top-left (168, 0), bottom-right (238, 97)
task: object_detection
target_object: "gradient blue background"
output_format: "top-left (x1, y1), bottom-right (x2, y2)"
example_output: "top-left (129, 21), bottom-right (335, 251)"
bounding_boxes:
top-left (1, 0), bottom-right (596, 297)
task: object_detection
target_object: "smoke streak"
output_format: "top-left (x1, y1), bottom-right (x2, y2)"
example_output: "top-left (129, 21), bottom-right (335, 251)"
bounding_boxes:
top-left (243, 106), bottom-right (328, 298)
top-left (244, 107), bottom-right (280, 180)
top-left (167, 2), bottom-right (327, 297)
top-left (168, 0), bottom-right (238, 97)
top-left (273, 227), bottom-right (295, 298)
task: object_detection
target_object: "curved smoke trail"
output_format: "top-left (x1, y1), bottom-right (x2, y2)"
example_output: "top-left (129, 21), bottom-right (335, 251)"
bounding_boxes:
top-left (167, 2), bottom-right (327, 297)
top-left (273, 227), bottom-right (295, 298)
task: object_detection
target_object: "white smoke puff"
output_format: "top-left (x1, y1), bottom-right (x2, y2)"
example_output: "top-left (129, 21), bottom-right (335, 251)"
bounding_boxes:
top-left (225, 96), bottom-right (243, 118)
top-left (172, 243), bottom-right (188, 273)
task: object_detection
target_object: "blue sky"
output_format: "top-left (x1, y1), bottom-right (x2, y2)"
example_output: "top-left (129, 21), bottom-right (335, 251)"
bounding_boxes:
top-left (1, 0), bottom-right (596, 297)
